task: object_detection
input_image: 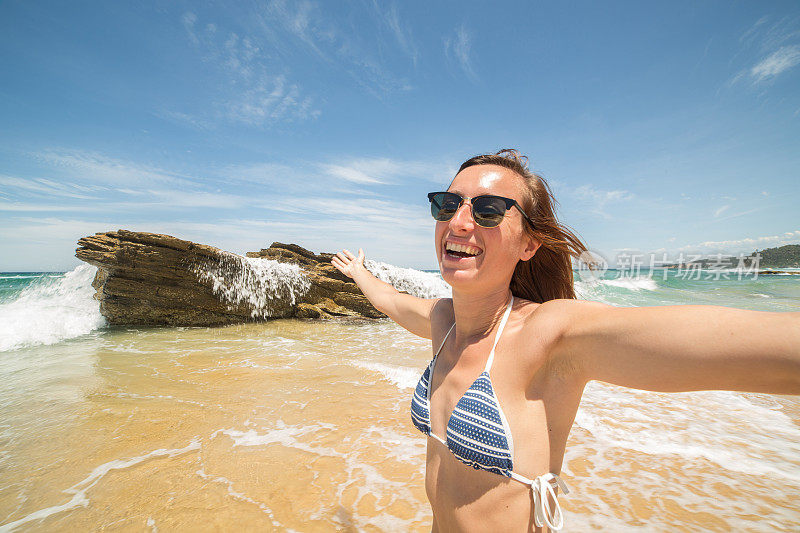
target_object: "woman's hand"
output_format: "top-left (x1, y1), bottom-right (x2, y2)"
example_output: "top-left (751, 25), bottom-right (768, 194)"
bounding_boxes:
top-left (329, 247), bottom-right (438, 339)
top-left (331, 248), bottom-right (366, 279)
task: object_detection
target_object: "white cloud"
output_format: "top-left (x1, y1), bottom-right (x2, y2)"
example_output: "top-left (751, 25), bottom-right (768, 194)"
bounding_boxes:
top-left (739, 15), bottom-right (769, 47)
top-left (751, 45), bottom-right (800, 82)
top-left (0, 206), bottom-right (438, 270)
top-left (320, 157), bottom-right (455, 186)
top-left (380, 2), bottom-right (418, 67)
top-left (714, 205), bottom-right (730, 217)
top-left (711, 207), bottom-right (759, 222)
top-left (182, 11), bottom-right (199, 45)
top-left (0, 150), bottom-right (459, 270)
top-left (0, 201), bottom-right (108, 212)
top-left (181, 11), bottom-right (320, 126)
top-left (444, 24), bottom-right (477, 82)
top-left (727, 16), bottom-right (800, 88)
top-left (571, 184), bottom-right (635, 219)
top-left (322, 164), bottom-right (386, 185)
top-left (251, 1), bottom-right (412, 99)
top-left (0, 175), bottom-right (104, 200)
top-left (681, 229), bottom-right (800, 253)
top-left (34, 149), bottom-right (197, 187)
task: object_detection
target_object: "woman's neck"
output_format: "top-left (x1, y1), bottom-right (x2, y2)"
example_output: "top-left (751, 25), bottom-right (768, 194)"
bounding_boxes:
top-left (451, 287), bottom-right (512, 343)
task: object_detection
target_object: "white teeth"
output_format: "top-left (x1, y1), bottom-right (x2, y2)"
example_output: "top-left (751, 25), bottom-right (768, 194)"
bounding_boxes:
top-left (445, 242), bottom-right (482, 256)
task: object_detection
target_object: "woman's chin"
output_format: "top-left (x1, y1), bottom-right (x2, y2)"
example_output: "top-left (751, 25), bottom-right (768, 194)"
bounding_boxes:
top-left (439, 265), bottom-right (480, 286)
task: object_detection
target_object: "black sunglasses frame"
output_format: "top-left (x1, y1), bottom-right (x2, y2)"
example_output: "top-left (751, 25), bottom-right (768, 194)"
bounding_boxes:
top-left (427, 191), bottom-right (536, 230)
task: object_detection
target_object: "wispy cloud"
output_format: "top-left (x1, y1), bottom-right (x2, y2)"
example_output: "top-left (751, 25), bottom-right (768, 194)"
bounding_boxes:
top-left (252, 1), bottom-right (413, 99)
top-left (224, 156), bottom-right (454, 190)
top-left (739, 15), bottom-right (769, 48)
top-left (320, 157), bottom-right (455, 185)
top-left (710, 207), bottom-right (760, 223)
top-left (750, 45), bottom-right (800, 82)
top-left (0, 175), bottom-right (104, 200)
top-left (684, 229), bottom-right (800, 253)
top-left (262, 196), bottom-right (431, 229)
top-left (571, 184), bottom-right (635, 219)
top-left (367, 1), bottom-right (418, 67)
top-left (444, 24), bottom-right (477, 82)
top-left (729, 16), bottom-right (800, 86)
top-left (181, 11), bottom-right (320, 126)
top-left (714, 205), bottom-right (730, 217)
top-left (0, 149), bottom-right (451, 269)
top-left (33, 149), bottom-right (197, 187)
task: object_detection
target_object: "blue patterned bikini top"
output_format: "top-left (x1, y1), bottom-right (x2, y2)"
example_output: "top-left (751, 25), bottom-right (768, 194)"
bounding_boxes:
top-left (411, 295), bottom-right (570, 531)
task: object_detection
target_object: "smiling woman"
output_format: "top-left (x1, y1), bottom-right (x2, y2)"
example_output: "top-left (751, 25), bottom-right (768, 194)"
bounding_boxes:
top-left (331, 148), bottom-right (800, 532)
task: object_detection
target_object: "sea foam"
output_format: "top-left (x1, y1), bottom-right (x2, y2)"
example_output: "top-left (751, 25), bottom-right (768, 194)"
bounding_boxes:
top-left (0, 439), bottom-right (200, 532)
top-left (575, 382), bottom-right (800, 482)
top-left (190, 253), bottom-right (311, 318)
top-left (0, 264), bottom-right (105, 352)
top-left (350, 360), bottom-right (420, 389)
top-left (365, 260), bottom-right (451, 298)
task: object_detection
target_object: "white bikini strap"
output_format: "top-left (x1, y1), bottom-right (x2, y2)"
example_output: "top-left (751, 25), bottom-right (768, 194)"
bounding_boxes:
top-left (434, 323), bottom-right (456, 358)
top-left (483, 295), bottom-right (514, 373)
top-left (509, 471), bottom-right (570, 531)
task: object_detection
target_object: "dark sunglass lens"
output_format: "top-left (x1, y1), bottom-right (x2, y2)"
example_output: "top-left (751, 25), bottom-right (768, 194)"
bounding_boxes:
top-left (472, 197), bottom-right (507, 227)
top-left (431, 193), bottom-right (460, 221)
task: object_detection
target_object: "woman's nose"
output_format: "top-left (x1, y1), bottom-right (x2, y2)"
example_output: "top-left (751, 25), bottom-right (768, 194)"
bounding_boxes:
top-left (449, 201), bottom-right (474, 230)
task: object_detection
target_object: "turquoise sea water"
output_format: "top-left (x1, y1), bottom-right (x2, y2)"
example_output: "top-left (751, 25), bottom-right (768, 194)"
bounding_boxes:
top-left (0, 272), bottom-right (63, 300)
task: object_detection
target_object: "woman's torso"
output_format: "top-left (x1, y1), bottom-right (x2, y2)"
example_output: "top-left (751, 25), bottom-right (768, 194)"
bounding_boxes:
top-left (423, 297), bottom-right (586, 532)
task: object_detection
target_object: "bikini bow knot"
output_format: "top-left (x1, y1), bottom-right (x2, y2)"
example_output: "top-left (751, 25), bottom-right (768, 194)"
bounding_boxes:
top-left (530, 473), bottom-right (569, 531)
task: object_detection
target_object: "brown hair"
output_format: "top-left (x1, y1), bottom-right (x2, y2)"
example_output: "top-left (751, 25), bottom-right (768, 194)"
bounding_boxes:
top-left (457, 148), bottom-right (589, 302)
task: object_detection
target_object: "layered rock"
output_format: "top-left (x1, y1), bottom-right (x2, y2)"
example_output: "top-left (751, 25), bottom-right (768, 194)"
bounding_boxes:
top-left (75, 229), bottom-right (385, 326)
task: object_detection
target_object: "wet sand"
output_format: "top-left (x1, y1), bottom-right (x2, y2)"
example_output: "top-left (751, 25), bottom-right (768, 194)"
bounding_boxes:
top-left (1, 319), bottom-right (799, 531)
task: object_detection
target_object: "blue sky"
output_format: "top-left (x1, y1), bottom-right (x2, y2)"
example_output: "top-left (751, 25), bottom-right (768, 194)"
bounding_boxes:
top-left (1, 0), bottom-right (799, 271)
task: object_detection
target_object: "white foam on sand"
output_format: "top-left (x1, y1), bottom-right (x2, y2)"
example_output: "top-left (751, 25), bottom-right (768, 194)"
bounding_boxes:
top-left (0, 439), bottom-right (200, 532)
top-left (575, 382), bottom-right (800, 482)
top-left (350, 360), bottom-right (420, 389)
top-left (0, 264), bottom-right (105, 352)
top-left (214, 420), bottom-right (342, 458)
top-left (195, 467), bottom-right (287, 530)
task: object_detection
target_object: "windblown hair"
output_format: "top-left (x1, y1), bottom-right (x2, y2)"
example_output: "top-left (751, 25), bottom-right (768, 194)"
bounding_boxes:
top-left (457, 149), bottom-right (589, 302)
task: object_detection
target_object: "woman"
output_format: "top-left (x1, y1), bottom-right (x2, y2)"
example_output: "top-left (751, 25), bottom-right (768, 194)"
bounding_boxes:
top-left (331, 149), bottom-right (800, 532)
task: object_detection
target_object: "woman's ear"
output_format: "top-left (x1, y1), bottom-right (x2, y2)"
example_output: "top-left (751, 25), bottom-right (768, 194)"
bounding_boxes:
top-left (520, 235), bottom-right (541, 262)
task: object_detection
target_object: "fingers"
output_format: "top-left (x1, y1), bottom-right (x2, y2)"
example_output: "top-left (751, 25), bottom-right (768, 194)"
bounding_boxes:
top-left (331, 248), bottom-right (363, 269)
top-left (330, 256), bottom-right (350, 277)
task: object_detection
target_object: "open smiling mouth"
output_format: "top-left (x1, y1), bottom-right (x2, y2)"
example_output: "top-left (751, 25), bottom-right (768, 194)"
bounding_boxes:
top-left (445, 242), bottom-right (483, 259)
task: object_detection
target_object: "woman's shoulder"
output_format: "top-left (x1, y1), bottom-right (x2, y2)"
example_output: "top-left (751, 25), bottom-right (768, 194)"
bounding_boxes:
top-left (515, 298), bottom-right (611, 380)
top-left (519, 297), bottom-right (611, 341)
top-left (429, 298), bottom-right (454, 334)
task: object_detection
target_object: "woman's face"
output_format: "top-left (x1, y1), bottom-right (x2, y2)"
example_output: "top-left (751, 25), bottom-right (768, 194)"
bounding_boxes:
top-left (435, 164), bottom-right (539, 293)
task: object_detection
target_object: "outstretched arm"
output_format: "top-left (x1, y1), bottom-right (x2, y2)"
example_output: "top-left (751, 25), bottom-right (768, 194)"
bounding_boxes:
top-left (546, 300), bottom-right (800, 394)
top-left (331, 249), bottom-right (437, 339)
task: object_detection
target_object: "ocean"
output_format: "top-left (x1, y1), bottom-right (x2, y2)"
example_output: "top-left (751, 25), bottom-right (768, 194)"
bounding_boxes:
top-left (0, 264), bottom-right (798, 531)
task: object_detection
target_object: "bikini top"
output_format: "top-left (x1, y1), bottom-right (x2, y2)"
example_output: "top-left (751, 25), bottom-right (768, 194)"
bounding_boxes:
top-left (410, 295), bottom-right (570, 531)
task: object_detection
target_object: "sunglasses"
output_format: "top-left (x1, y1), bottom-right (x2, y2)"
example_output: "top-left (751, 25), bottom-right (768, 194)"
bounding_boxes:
top-left (427, 191), bottom-right (535, 229)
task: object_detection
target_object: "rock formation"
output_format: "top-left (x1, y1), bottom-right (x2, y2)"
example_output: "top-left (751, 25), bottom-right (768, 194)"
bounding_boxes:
top-left (75, 229), bottom-right (386, 326)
